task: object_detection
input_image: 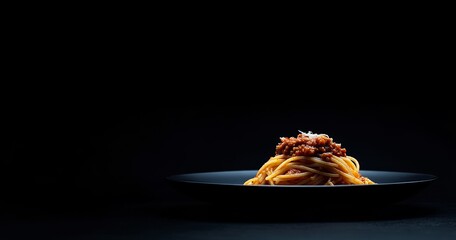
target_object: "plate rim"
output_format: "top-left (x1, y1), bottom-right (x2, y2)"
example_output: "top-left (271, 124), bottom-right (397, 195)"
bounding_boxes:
top-left (166, 169), bottom-right (438, 188)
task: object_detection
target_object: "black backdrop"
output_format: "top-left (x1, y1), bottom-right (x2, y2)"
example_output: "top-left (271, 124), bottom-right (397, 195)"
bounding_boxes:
top-left (7, 92), bottom-right (455, 209)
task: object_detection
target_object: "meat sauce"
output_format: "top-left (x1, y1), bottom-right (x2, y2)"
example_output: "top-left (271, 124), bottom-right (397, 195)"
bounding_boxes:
top-left (275, 132), bottom-right (347, 175)
top-left (275, 132), bottom-right (347, 159)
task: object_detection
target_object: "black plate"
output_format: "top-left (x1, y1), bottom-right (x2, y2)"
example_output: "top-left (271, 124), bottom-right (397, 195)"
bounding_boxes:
top-left (167, 170), bottom-right (437, 208)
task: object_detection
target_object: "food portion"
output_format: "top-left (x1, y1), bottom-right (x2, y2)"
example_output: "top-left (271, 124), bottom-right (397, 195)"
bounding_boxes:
top-left (244, 131), bottom-right (375, 185)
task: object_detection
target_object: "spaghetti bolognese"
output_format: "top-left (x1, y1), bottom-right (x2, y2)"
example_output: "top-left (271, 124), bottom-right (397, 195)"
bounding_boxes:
top-left (244, 131), bottom-right (375, 185)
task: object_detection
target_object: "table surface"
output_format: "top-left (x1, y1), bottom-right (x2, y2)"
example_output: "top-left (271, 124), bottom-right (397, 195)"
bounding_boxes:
top-left (1, 200), bottom-right (455, 240)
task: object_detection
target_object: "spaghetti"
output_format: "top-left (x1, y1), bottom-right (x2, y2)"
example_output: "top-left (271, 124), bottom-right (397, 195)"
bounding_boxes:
top-left (244, 131), bottom-right (375, 185)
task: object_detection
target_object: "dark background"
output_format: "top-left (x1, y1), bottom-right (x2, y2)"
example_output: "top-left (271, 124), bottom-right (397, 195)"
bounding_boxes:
top-left (4, 0), bottom-right (454, 211)
top-left (7, 95), bottom-right (455, 207)
top-left (4, 81), bottom-right (455, 240)
top-left (4, 5), bottom-right (455, 239)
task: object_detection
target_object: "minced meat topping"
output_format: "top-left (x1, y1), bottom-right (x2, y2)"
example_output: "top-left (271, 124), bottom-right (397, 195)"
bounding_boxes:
top-left (275, 131), bottom-right (347, 158)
